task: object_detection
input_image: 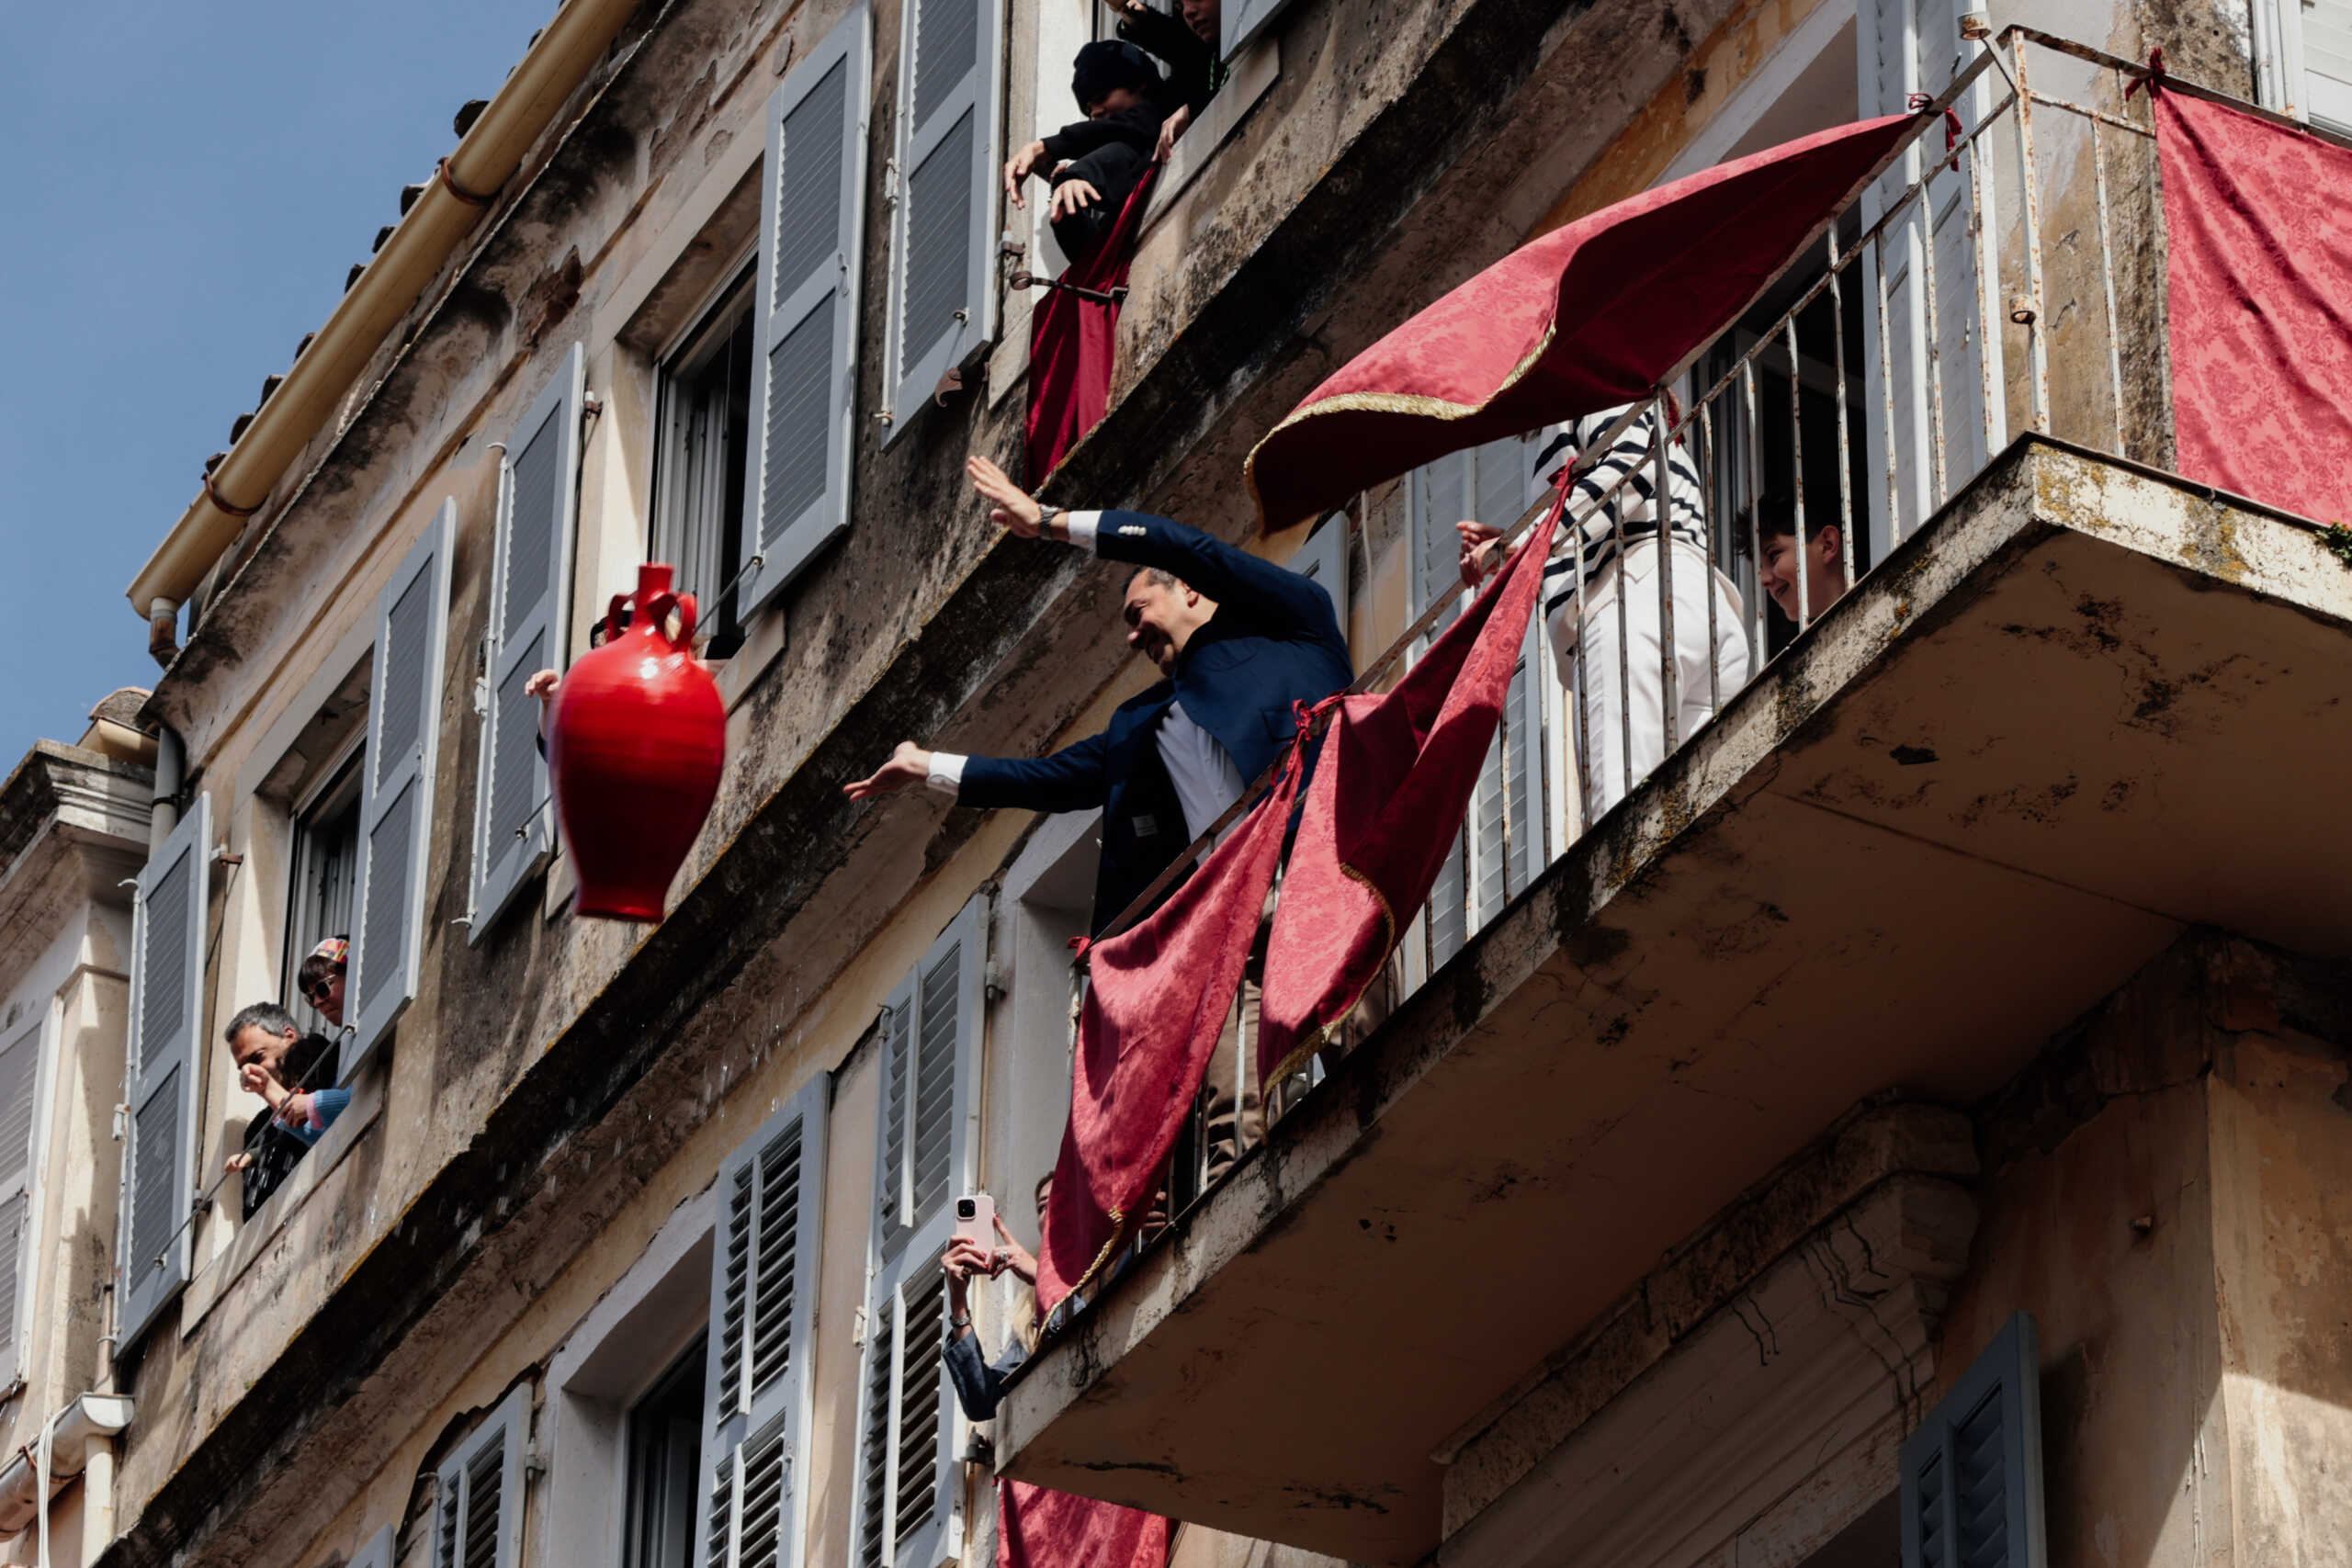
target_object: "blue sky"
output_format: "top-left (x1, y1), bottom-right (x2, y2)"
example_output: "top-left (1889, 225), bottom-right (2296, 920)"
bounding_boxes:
top-left (0, 2), bottom-right (558, 767)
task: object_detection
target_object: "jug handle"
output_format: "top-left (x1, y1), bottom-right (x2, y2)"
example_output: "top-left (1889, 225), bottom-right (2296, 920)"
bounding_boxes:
top-left (605, 590), bottom-right (636, 644)
top-left (644, 591), bottom-right (697, 652)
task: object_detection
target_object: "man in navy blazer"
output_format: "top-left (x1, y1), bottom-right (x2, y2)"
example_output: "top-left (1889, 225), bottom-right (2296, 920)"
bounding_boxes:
top-left (847, 456), bottom-right (1353, 937)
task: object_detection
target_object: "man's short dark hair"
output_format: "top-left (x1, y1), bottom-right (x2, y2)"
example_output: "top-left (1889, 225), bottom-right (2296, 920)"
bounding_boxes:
top-left (1749, 491), bottom-right (1837, 543)
top-left (223, 1001), bottom-right (299, 1048)
top-left (1128, 565), bottom-right (1182, 592)
top-left (295, 946), bottom-right (345, 1000)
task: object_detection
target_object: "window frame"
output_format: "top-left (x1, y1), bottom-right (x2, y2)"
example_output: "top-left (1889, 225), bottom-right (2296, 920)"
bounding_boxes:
top-left (651, 267), bottom-right (758, 660)
top-left (433, 1382), bottom-right (532, 1568)
top-left (280, 747), bottom-right (363, 1041)
top-left (0, 1014), bottom-right (46, 1392)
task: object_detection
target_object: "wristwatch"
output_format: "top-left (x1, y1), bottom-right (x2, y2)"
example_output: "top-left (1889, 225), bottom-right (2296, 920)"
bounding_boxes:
top-left (1035, 502), bottom-right (1064, 537)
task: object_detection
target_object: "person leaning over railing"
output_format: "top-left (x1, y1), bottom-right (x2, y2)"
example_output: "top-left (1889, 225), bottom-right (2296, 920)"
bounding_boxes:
top-left (1003, 41), bottom-right (1172, 265)
top-left (1456, 403), bottom-right (1749, 826)
top-left (846, 454), bottom-right (1354, 1187)
top-left (219, 998), bottom-right (352, 1196)
top-left (1751, 489), bottom-right (1849, 627)
top-left (1110, 0), bottom-right (1225, 162)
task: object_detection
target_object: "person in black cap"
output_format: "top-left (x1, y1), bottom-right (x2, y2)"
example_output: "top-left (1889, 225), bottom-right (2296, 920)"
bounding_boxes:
top-left (1002, 39), bottom-right (1171, 264)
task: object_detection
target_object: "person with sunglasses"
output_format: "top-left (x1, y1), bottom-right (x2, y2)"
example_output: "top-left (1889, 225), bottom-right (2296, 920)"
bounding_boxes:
top-left (295, 933), bottom-right (347, 1029)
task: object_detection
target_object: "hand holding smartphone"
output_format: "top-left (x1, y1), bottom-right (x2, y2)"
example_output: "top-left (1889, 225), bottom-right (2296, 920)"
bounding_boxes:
top-left (953, 1191), bottom-right (997, 1251)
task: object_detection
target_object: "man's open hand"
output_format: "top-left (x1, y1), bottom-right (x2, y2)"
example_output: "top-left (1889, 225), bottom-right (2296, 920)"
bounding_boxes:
top-left (967, 455), bottom-right (1044, 536)
top-left (1048, 177), bottom-right (1102, 222)
top-left (1003, 139), bottom-right (1047, 209)
top-left (844, 740), bottom-right (933, 800)
top-left (1456, 520), bottom-right (1505, 589)
top-left (1155, 104), bottom-right (1192, 164)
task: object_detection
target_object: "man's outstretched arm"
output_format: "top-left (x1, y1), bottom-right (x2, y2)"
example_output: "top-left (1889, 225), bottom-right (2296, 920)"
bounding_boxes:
top-left (844, 733), bottom-right (1113, 815)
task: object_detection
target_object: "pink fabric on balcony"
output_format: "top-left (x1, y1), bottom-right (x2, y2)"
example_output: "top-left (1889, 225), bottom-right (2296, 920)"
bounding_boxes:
top-left (1256, 478), bottom-right (1566, 1087)
top-left (2156, 90), bottom-right (2352, 527)
top-left (1026, 164), bottom-right (1162, 484)
top-left (997, 1482), bottom-right (1170, 1568)
top-left (1036, 751), bottom-right (1302, 1312)
top-left (1242, 114), bottom-right (1918, 531)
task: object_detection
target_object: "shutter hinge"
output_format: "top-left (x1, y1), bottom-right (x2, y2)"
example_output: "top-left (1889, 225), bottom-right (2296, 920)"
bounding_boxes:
top-left (983, 959), bottom-right (1008, 1004)
top-left (883, 158), bottom-right (900, 205)
top-left (189, 1191), bottom-right (213, 1218)
top-left (851, 1303), bottom-right (870, 1347)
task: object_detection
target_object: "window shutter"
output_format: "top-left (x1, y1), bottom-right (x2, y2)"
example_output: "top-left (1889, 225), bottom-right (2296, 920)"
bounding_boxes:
top-left (1291, 513), bottom-right (1350, 646)
top-left (851, 1254), bottom-right (957, 1568)
top-left (880, 0), bottom-right (1002, 445)
top-left (1221, 0), bottom-right (1293, 60)
top-left (433, 1382), bottom-right (530, 1568)
top-left (119, 790), bottom-right (211, 1353)
top-left (739, 5), bottom-right (874, 615)
top-left (1902, 1311), bottom-right (2047, 1568)
top-left (347, 1525), bottom-right (396, 1568)
top-left (346, 501), bottom-right (457, 1079)
top-left (470, 344), bottom-right (583, 944)
top-left (702, 1075), bottom-right (831, 1568)
top-left (852, 895), bottom-right (983, 1568)
top-left (0, 1021), bottom-right (38, 1388)
top-left (871, 896), bottom-right (982, 1263)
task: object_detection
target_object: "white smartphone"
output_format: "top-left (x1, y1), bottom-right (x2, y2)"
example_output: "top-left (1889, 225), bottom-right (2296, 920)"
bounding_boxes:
top-left (953, 1191), bottom-right (996, 1249)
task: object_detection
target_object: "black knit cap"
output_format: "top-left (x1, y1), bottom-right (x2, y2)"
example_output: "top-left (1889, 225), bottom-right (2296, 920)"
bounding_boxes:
top-left (1071, 39), bottom-right (1160, 111)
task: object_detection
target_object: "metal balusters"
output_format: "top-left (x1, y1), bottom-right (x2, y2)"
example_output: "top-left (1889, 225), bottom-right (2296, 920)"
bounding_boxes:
top-left (2011, 30), bottom-right (2052, 433)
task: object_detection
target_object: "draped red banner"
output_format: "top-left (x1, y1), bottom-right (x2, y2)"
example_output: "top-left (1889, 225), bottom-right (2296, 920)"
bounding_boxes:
top-left (998, 1481), bottom-right (1170, 1568)
top-left (1026, 164), bottom-right (1162, 484)
top-left (1257, 479), bottom-right (1566, 1086)
top-left (1036, 754), bottom-right (1302, 1312)
top-left (2155, 90), bottom-right (2352, 528)
top-left (1242, 114), bottom-right (1919, 532)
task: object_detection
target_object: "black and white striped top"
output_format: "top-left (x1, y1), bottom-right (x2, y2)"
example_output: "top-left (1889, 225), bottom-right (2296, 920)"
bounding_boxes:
top-left (1534, 404), bottom-right (1710, 618)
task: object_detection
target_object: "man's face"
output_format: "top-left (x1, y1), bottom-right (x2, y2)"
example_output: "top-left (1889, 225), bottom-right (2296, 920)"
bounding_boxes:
top-left (1085, 85), bottom-right (1146, 119)
top-left (230, 1025), bottom-right (299, 1086)
top-left (1124, 571), bottom-right (1204, 675)
top-left (1759, 525), bottom-right (1844, 624)
top-left (1181, 0), bottom-right (1218, 43)
top-left (307, 968), bottom-right (345, 1027)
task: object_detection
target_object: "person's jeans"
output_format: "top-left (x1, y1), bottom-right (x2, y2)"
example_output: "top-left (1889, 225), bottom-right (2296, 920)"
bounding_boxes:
top-left (1552, 538), bottom-right (1749, 827)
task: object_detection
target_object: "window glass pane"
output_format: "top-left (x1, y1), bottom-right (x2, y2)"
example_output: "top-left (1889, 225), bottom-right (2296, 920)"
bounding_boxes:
top-left (654, 273), bottom-right (755, 660)
top-left (627, 1336), bottom-right (708, 1568)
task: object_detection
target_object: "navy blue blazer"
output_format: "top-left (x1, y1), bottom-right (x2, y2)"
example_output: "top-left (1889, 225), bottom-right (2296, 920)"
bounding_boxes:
top-left (960, 513), bottom-right (1353, 933)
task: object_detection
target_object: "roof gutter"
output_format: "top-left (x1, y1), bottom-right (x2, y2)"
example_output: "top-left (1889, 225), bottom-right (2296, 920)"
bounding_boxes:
top-left (124, 0), bottom-right (643, 636)
top-left (0, 1393), bottom-right (134, 1537)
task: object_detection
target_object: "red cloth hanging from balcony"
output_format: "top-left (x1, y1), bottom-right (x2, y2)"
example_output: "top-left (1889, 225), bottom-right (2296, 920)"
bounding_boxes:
top-left (1026, 164), bottom-right (1162, 483)
top-left (997, 1481), bottom-right (1170, 1568)
top-left (2154, 90), bottom-right (2352, 528)
top-left (1242, 113), bottom-right (1919, 531)
top-left (1036, 749), bottom-right (1301, 1312)
top-left (1256, 478), bottom-right (1566, 1088)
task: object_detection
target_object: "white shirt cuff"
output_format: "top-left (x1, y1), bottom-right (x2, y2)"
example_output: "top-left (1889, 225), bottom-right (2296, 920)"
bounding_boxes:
top-left (1065, 511), bottom-right (1103, 552)
top-left (926, 752), bottom-right (967, 797)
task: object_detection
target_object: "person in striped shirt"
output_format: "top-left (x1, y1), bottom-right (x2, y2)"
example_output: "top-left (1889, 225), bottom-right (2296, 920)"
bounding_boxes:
top-left (1457, 402), bottom-right (1749, 827)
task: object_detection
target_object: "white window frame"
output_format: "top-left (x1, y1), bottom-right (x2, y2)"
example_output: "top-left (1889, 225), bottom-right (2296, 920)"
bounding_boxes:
top-left (652, 267), bottom-right (758, 656)
top-left (0, 1015), bottom-right (45, 1392)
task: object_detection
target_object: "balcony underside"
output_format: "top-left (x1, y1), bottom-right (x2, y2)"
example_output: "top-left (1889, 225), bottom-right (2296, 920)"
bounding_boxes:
top-left (995, 440), bottom-right (2352, 1564)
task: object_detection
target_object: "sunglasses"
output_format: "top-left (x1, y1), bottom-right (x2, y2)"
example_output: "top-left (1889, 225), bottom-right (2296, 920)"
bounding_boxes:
top-left (304, 976), bottom-right (337, 1002)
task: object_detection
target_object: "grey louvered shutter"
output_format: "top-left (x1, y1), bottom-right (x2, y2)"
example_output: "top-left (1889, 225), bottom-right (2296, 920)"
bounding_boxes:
top-left (1222, 0), bottom-right (1292, 58)
top-left (346, 502), bottom-right (456, 1078)
top-left (851, 1253), bottom-right (958, 1568)
top-left (880, 0), bottom-right (1002, 444)
top-left (739, 5), bottom-right (874, 615)
top-left (1292, 513), bottom-right (1350, 646)
top-left (119, 790), bottom-right (210, 1352)
top-left (347, 1525), bottom-right (396, 1568)
top-left (434, 1382), bottom-right (529, 1568)
top-left (0, 1021), bottom-right (38, 1387)
top-left (1902, 1311), bottom-right (2047, 1568)
top-left (470, 344), bottom-right (582, 943)
top-left (702, 1074), bottom-right (831, 1568)
top-left (871, 896), bottom-right (982, 1263)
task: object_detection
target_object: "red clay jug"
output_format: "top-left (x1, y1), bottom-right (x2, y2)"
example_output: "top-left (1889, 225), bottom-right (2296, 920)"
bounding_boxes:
top-left (547, 562), bottom-right (726, 921)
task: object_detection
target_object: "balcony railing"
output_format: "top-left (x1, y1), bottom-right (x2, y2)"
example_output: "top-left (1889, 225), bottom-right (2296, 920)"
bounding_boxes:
top-left (1074, 26), bottom-right (2335, 1261)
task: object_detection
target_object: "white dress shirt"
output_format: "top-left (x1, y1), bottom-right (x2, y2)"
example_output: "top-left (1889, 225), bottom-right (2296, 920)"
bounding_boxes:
top-left (925, 512), bottom-right (1245, 843)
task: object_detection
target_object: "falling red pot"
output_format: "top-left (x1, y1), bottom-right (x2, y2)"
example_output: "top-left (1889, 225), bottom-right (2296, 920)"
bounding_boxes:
top-left (547, 562), bottom-right (726, 922)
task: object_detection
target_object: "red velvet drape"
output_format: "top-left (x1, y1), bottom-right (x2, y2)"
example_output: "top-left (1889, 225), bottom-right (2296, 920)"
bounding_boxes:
top-left (1243, 114), bottom-right (1919, 531)
top-left (998, 1481), bottom-right (1170, 1568)
top-left (2156, 90), bottom-right (2352, 527)
top-left (1036, 752), bottom-right (1302, 1312)
top-left (1257, 478), bottom-right (1567, 1086)
top-left (1025, 165), bottom-right (1162, 483)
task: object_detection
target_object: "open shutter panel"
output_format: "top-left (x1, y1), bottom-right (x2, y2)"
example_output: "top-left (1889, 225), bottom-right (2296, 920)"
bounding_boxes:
top-left (873, 895), bottom-right (982, 1261)
top-left (1291, 514), bottom-right (1350, 647)
top-left (0, 1022), bottom-right (36, 1388)
top-left (880, 0), bottom-right (1001, 444)
top-left (853, 1256), bottom-right (956, 1568)
top-left (119, 791), bottom-right (210, 1352)
top-left (1222, 0), bottom-right (1292, 60)
top-left (1902, 1311), bottom-right (2047, 1568)
top-left (703, 1077), bottom-right (831, 1568)
top-left (739, 4), bottom-right (874, 615)
top-left (348, 1525), bottom-right (397, 1568)
top-left (434, 1383), bottom-right (529, 1568)
top-left (346, 501), bottom-right (456, 1078)
top-left (470, 344), bottom-right (582, 944)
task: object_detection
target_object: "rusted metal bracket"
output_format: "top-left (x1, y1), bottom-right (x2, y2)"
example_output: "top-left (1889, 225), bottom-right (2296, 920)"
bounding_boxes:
top-left (1009, 270), bottom-right (1128, 307)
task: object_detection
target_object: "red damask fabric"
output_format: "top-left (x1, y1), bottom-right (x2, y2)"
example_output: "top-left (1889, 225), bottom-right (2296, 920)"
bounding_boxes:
top-left (1026, 165), bottom-right (1162, 483)
top-left (2156, 90), bottom-right (2352, 526)
top-left (1243, 114), bottom-right (1918, 531)
top-left (1256, 479), bottom-right (1567, 1087)
top-left (1036, 753), bottom-right (1302, 1312)
top-left (998, 1481), bottom-right (1170, 1568)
